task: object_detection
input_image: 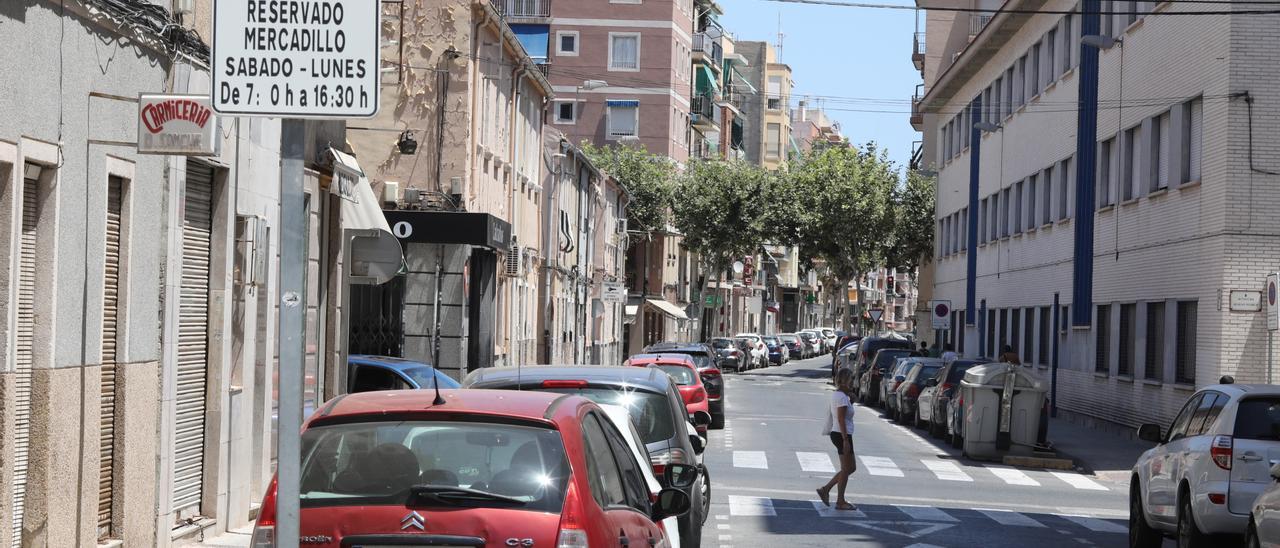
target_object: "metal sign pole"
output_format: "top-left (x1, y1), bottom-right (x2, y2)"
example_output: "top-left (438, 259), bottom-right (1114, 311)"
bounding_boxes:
top-left (277, 119), bottom-right (306, 548)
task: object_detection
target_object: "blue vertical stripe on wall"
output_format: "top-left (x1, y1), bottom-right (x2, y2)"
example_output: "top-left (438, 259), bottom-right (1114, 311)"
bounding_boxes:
top-left (966, 98), bottom-right (981, 326)
top-left (1072, 0), bottom-right (1101, 328)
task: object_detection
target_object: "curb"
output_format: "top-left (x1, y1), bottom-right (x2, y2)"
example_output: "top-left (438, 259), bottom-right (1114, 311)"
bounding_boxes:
top-left (1002, 454), bottom-right (1076, 470)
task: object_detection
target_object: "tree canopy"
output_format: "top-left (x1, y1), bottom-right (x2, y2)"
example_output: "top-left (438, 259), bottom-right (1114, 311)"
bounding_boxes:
top-left (580, 142), bottom-right (676, 234)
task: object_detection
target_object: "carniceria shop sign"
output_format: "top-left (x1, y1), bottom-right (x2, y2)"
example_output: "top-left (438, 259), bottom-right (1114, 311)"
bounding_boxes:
top-left (211, 0), bottom-right (380, 117)
top-left (137, 94), bottom-right (219, 155)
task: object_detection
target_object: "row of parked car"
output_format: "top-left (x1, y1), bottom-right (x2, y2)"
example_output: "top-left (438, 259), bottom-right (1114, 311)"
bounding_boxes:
top-left (250, 346), bottom-right (730, 548)
top-left (706, 328), bottom-right (840, 372)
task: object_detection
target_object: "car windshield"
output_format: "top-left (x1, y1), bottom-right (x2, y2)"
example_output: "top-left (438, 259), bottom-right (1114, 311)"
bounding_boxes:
top-left (1234, 397), bottom-right (1280, 441)
top-left (653, 365), bottom-right (696, 385)
top-left (913, 365), bottom-right (943, 382)
top-left (297, 420), bottom-right (568, 513)
top-left (662, 350), bottom-right (714, 369)
top-left (536, 386), bottom-right (676, 444)
top-left (401, 366), bottom-right (461, 389)
top-left (945, 364), bottom-right (977, 384)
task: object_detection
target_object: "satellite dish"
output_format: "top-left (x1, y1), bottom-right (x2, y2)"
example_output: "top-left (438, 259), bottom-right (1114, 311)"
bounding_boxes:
top-left (732, 261), bottom-right (744, 274)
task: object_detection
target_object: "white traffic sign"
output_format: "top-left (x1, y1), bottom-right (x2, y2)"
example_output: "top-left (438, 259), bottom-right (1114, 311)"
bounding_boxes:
top-left (211, 0), bottom-right (380, 117)
top-left (868, 308), bottom-right (884, 323)
top-left (930, 299), bottom-right (952, 330)
top-left (1268, 274), bottom-right (1279, 331)
top-left (602, 281), bottom-right (626, 303)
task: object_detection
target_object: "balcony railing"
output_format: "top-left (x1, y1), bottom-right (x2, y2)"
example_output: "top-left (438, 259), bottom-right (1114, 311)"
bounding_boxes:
top-left (692, 33), bottom-right (723, 68)
top-left (912, 31), bottom-right (925, 71)
top-left (691, 93), bottom-right (718, 126)
top-left (969, 14), bottom-right (992, 38)
top-left (910, 83), bottom-right (924, 130)
top-left (493, 0), bottom-right (550, 18)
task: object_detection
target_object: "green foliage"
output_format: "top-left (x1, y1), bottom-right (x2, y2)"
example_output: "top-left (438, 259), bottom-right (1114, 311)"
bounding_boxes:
top-left (885, 170), bottom-right (937, 272)
top-left (791, 143), bottom-right (898, 283)
top-left (672, 160), bottom-right (768, 271)
top-left (580, 142), bottom-right (676, 234)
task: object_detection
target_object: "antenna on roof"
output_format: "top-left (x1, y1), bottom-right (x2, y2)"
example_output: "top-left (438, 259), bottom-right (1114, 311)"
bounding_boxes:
top-left (432, 366), bottom-right (446, 405)
top-left (776, 12), bottom-right (785, 59)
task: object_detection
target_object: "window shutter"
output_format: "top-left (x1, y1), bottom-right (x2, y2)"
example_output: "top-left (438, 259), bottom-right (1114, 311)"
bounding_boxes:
top-left (1188, 98), bottom-right (1203, 182)
top-left (13, 173), bottom-right (39, 546)
top-left (99, 176), bottom-right (124, 537)
top-left (173, 161), bottom-right (214, 516)
top-left (1158, 112), bottom-right (1171, 188)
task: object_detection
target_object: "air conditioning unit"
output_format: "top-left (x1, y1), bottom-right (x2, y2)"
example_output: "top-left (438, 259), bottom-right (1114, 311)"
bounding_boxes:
top-left (615, 218), bottom-right (628, 234)
top-left (504, 237), bottom-right (521, 277)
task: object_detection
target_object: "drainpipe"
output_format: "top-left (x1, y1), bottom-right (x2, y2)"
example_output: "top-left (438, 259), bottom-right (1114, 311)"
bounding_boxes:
top-left (510, 61), bottom-right (530, 365)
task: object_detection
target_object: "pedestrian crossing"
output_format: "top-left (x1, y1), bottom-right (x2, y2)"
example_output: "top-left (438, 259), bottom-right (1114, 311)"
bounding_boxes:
top-left (728, 450), bottom-right (1114, 491)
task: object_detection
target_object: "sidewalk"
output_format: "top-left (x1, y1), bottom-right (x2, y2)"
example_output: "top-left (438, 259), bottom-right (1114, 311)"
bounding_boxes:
top-left (1046, 414), bottom-right (1155, 483)
top-left (178, 525), bottom-right (253, 548)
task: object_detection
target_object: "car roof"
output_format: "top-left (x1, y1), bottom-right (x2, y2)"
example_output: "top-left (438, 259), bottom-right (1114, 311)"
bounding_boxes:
top-left (735, 333), bottom-right (761, 337)
top-left (628, 353), bottom-right (697, 366)
top-left (1201, 383), bottom-right (1280, 398)
top-left (643, 342), bottom-right (711, 353)
top-left (463, 364), bottom-right (675, 392)
top-left (313, 388), bottom-right (580, 423)
top-left (348, 354), bottom-right (433, 370)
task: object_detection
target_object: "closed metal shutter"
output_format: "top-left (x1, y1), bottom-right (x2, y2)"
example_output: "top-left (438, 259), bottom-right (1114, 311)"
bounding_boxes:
top-left (172, 162), bottom-right (213, 515)
top-left (98, 177), bottom-right (123, 537)
top-left (11, 175), bottom-right (38, 547)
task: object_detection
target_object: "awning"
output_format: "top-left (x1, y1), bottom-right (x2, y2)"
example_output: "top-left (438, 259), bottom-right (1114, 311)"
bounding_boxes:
top-left (509, 24), bottom-right (549, 62)
top-left (330, 148), bottom-right (404, 285)
top-left (606, 100), bottom-right (640, 108)
top-left (696, 65), bottom-right (720, 96)
top-left (382, 210), bottom-right (512, 250)
top-left (732, 68), bottom-right (757, 94)
top-left (646, 298), bottom-right (688, 320)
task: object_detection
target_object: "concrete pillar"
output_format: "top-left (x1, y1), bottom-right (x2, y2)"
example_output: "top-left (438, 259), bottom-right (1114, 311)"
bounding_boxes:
top-left (23, 366), bottom-right (97, 547)
top-left (114, 360), bottom-right (160, 548)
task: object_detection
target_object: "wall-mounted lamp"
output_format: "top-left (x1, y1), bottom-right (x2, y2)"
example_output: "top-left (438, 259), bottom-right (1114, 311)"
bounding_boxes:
top-left (397, 130), bottom-right (418, 155)
top-left (974, 122), bottom-right (1002, 133)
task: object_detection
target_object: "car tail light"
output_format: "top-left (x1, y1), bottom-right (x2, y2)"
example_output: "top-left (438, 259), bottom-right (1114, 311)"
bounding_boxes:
top-left (941, 382), bottom-right (954, 394)
top-left (1208, 493), bottom-right (1226, 505)
top-left (689, 388), bottom-right (707, 403)
top-left (1211, 435), bottom-right (1233, 470)
top-left (542, 380), bottom-right (589, 389)
top-left (650, 447), bottom-right (687, 476)
top-left (906, 384), bottom-right (921, 399)
top-left (701, 369), bottom-right (721, 380)
top-left (556, 481), bottom-right (589, 548)
top-left (249, 478), bottom-right (278, 548)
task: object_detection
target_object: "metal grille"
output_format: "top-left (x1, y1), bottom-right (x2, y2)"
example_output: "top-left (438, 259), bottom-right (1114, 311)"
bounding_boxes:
top-left (173, 162), bottom-right (214, 515)
top-left (1118, 304), bottom-right (1136, 377)
top-left (986, 309), bottom-right (996, 358)
top-left (99, 176), bottom-right (124, 537)
top-left (348, 275), bottom-right (406, 357)
top-left (1095, 305), bottom-right (1111, 373)
top-left (12, 174), bottom-right (38, 548)
top-left (1022, 308), bottom-right (1034, 365)
top-left (1009, 309), bottom-right (1020, 358)
top-left (1176, 301), bottom-right (1197, 384)
top-left (1145, 302), bottom-right (1165, 380)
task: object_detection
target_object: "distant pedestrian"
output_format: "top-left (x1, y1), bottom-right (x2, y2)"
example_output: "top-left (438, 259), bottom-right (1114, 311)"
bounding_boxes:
top-left (919, 341), bottom-right (930, 354)
top-left (817, 367), bottom-right (858, 511)
top-left (940, 343), bottom-right (958, 364)
top-left (1000, 345), bottom-right (1022, 365)
top-left (928, 342), bottom-right (942, 358)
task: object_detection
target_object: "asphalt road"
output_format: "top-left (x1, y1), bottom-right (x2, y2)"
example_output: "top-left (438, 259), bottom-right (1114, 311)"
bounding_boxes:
top-left (697, 354), bottom-right (1138, 548)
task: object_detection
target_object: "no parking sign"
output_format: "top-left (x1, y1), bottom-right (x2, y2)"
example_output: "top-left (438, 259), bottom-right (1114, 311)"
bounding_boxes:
top-left (1268, 274), bottom-right (1279, 331)
top-left (930, 300), bottom-right (951, 330)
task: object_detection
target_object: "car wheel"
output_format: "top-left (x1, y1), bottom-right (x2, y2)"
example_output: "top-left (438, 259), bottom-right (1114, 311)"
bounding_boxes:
top-left (700, 467), bottom-right (712, 524)
top-left (1129, 480), bottom-right (1161, 548)
top-left (680, 514), bottom-right (701, 548)
top-left (1177, 487), bottom-right (1208, 548)
top-left (711, 411), bottom-right (725, 430)
top-left (1247, 518), bottom-right (1262, 548)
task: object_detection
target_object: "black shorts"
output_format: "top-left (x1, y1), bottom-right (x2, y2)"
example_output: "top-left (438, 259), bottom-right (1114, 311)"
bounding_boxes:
top-left (829, 432), bottom-right (853, 455)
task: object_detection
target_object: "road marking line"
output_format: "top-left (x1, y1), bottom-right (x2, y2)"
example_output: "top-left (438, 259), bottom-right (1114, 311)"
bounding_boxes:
top-left (716, 483), bottom-right (1127, 517)
top-left (894, 504), bottom-right (958, 522)
top-left (728, 495), bottom-right (776, 516)
top-left (733, 451), bottom-right (768, 469)
top-left (797, 452), bottom-right (836, 473)
top-left (984, 465), bottom-right (1040, 486)
top-left (976, 508), bottom-right (1046, 528)
top-left (715, 515), bottom-right (728, 520)
top-left (1050, 471), bottom-right (1109, 491)
top-left (922, 459), bottom-right (973, 481)
top-left (717, 523), bottom-right (731, 530)
top-left (1060, 515), bottom-right (1127, 534)
top-left (810, 500), bottom-right (866, 518)
top-left (858, 456), bottom-right (905, 477)
top-left (718, 534), bottom-right (733, 541)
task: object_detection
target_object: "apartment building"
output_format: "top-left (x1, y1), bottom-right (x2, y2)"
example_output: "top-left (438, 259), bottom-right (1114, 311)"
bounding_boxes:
top-left (738, 41), bottom-right (794, 169)
top-left (792, 102), bottom-right (846, 154)
top-left (920, 0), bottom-right (1280, 430)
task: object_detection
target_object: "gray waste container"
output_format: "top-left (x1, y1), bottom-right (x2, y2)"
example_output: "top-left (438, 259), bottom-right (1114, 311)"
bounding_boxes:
top-left (959, 363), bottom-right (1048, 459)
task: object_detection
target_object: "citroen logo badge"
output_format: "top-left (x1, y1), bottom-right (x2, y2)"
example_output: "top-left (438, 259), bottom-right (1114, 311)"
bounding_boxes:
top-left (400, 511), bottom-right (426, 531)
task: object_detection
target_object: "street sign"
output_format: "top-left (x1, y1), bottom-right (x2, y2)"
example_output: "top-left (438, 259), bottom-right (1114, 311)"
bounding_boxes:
top-left (805, 294), bottom-right (816, 304)
top-left (137, 94), bottom-right (219, 155)
top-left (930, 299), bottom-right (952, 330)
top-left (869, 308), bottom-right (884, 323)
top-left (1269, 274), bottom-right (1279, 331)
top-left (704, 294), bottom-right (723, 307)
top-left (602, 281), bottom-right (626, 303)
top-left (211, 0), bottom-right (380, 117)
top-left (1231, 290), bottom-right (1262, 312)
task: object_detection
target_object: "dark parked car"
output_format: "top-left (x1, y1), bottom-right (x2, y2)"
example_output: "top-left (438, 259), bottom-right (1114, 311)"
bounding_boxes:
top-left (762, 336), bottom-right (788, 366)
top-left (708, 337), bottom-right (748, 372)
top-left (778, 333), bottom-right (805, 359)
top-left (849, 336), bottom-right (914, 391)
top-left (462, 365), bottom-right (711, 547)
top-left (643, 342), bottom-right (726, 430)
top-left (858, 348), bottom-right (915, 407)
top-left (894, 360), bottom-right (944, 425)
top-left (922, 358), bottom-right (990, 437)
top-left (347, 355), bottom-right (461, 393)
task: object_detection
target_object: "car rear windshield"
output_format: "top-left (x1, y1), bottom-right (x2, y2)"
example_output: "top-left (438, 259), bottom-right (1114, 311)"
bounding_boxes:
top-left (875, 350), bottom-right (913, 369)
top-left (780, 335), bottom-right (799, 343)
top-left (945, 364), bottom-right (976, 384)
top-left (1234, 397), bottom-right (1280, 441)
top-left (537, 387), bottom-right (676, 445)
top-left (298, 421), bottom-right (568, 513)
top-left (710, 339), bottom-right (732, 349)
top-left (914, 365), bottom-right (943, 382)
top-left (653, 365), bottom-right (696, 385)
top-left (665, 351), bottom-right (713, 369)
top-left (402, 367), bottom-right (462, 389)
top-left (763, 337), bottom-right (780, 345)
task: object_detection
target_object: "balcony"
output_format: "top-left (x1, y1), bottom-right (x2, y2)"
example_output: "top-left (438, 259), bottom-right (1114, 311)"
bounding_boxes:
top-left (493, 0), bottom-right (550, 19)
top-left (536, 60), bottom-right (551, 77)
top-left (912, 31), bottom-right (925, 72)
top-left (969, 14), bottom-right (992, 40)
top-left (910, 84), bottom-right (924, 131)
top-left (692, 137), bottom-right (720, 160)
top-left (692, 33), bottom-right (723, 71)
top-left (691, 93), bottom-right (719, 130)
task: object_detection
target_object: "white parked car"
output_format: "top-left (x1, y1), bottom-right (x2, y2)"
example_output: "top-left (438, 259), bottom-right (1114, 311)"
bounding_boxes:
top-left (1248, 463), bottom-right (1280, 547)
top-left (1129, 378), bottom-right (1280, 547)
top-left (818, 327), bottom-right (838, 352)
top-left (734, 333), bottom-right (769, 369)
top-left (600, 404), bottom-right (701, 548)
top-left (800, 329), bottom-right (826, 354)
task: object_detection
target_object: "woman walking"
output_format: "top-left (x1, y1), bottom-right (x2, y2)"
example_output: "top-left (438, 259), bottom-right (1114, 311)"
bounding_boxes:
top-left (817, 367), bottom-right (857, 510)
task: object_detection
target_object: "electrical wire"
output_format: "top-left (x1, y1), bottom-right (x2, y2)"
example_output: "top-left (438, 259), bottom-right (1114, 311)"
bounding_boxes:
top-left (81, 0), bottom-right (208, 64)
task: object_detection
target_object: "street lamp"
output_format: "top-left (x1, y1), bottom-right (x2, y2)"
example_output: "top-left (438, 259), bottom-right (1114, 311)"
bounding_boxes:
top-left (1083, 34), bottom-right (1125, 260)
top-left (1081, 35), bottom-right (1122, 50)
top-left (573, 79), bottom-right (607, 127)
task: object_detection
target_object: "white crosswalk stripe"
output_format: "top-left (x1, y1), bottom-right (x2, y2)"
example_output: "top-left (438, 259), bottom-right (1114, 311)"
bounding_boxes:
top-left (858, 455), bottom-right (905, 477)
top-left (976, 508), bottom-right (1046, 528)
top-left (1050, 471), bottom-right (1109, 491)
top-left (984, 465), bottom-right (1041, 486)
top-left (728, 495), bottom-right (776, 516)
top-left (810, 500), bottom-right (867, 518)
top-left (733, 451), bottom-right (768, 469)
top-left (797, 452), bottom-right (836, 473)
top-left (922, 459), bottom-right (973, 481)
top-left (894, 504), bottom-right (959, 522)
top-left (1060, 515), bottom-right (1128, 534)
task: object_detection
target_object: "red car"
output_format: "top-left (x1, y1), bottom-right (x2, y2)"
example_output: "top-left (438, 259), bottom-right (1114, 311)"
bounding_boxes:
top-left (249, 389), bottom-right (695, 548)
top-left (625, 353), bottom-right (711, 435)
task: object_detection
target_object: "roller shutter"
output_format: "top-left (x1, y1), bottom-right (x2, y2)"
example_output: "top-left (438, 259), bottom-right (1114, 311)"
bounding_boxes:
top-left (172, 162), bottom-right (213, 515)
top-left (11, 174), bottom-right (37, 547)
top-left (98, 176), bottom-right (123, 537)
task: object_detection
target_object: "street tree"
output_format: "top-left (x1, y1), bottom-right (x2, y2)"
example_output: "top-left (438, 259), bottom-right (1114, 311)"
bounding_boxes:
top-left (580, 142), bottom-right (676, 235)
top-left (885, 169), bottom-right (937, 274)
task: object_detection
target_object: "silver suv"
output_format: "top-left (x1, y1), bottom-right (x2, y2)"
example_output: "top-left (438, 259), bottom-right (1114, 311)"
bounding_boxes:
top-left (1129, 378), bottom-right (1280, 547)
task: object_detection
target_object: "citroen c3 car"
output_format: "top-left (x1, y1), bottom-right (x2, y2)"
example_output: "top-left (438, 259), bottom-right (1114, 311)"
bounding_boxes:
top-left (248, 389), bottom-right (693, 548)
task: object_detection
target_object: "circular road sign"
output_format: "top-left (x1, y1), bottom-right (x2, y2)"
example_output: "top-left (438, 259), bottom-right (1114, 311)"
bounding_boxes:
top-left (934, 302), bottom-right (950, 318)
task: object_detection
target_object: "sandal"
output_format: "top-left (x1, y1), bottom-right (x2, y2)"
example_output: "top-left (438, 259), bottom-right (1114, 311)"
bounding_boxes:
top-left (816, 487), bottom-right (831, 507)
top-left (835, 502), bottom-right (857, 511)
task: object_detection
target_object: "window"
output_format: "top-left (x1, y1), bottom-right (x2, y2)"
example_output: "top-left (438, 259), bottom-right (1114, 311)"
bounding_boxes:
top-left (350, 365), bottom-right (410, 392)
top-left (767, 76), bottom-right (783, 111)
top-left (1022, 308), bottom-right (1034, 364)
top-left (1101, 0), bottom-right (1114, 36)
top-left (1027, 174), bottom-right (1038, 228)
top-left (982, 87), bottom-right (992, 124)
top-left (1003, 68), bottom-right (1014, 118)
top-left (1029, 43), bottom-right (1041, 97)
top-left (1145, 302), bottom-right (1165, 381)
top-left (581, 413), bottom-right (628, 507)
top-left (766, 123), bottom-right (782, 160)
top-left (1014, 56), bottom-right (1026, 107)
top-left (1058, 15), bottom-right (1072, 74)
top-left (607, 102), bottom-right (639, 137)
top-left (987, 308), bottom-right (997, 356)
top-left (1013, 181), bottom-right (1023, 234)
top-left (1001, 188), bottom-right (1011, 237)
top-left (1059, 156), bottom-right (1073, 220)
top-left (1038, 305), bottom-right (1051, 364)
top-left (979, 198), bottom-right (988, 244)
top-left (1041, 168), bottom-right (1053, 224)
top-left (1098, 138), bottom-right (1115, 207)
top-left (999, 308), bottom-right (1009, 350)
top-left (1166, 394), bottom-right (1204, 443)
top-left (554, 101), bottom-right (576, 124)
top-left (1175, 301), bottom-right (1197, 384)
top-left (1045, 29), bottom-right (1058, 81)
top-left (1070, 4), bottom-right (1081, 68)
top-left (1233, 397), bottom-right (1280, 441)
top-left (989, 194), bottom-right (999, 241)
top-left (556, 31), bottom-right (579, 56)
top-left (608, 33), bottom-right (640, 71)
top-left (1186, 392), bottom-right (1223, 438)
top-left (1009, 309), bottom-right (1021, 358)
top-left (1118, 303), bottom-right (1135, 377)
top-left (600, 418), bottom-right (651, 512)
top-left (1095, 304), bottom-right (1111, 373)
top-left (1154, 111), bottom-right (1171, 190)
top-left (1122, 125), bottom-right (1139, 201)
top-left (1182, 97), bottom-right (1203, 184)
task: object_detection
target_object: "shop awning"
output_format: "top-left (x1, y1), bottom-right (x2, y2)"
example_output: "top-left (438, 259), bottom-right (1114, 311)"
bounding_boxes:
top-left (331, 149), bottom-right (404, 285)
top-left (382, 210), bottom-right (512, 250)
top-left (509, 24), bottom-right (549, 62)
top-left (646, 298), bottom-right (688, 320)
top-left (696, 65), bottom-right (720, 96)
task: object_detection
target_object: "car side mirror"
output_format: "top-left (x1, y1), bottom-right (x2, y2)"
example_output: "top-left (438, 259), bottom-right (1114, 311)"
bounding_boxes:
top-left (692, 411), bottom-right (712, 427)
top-left (1138, 423), bottom-right (1162, 443)
top-left (895, 375), bottom-right (907, 382)
top-left (689, 433), bottom-right (706, 454)
top-left (1270, 463), bottom-right (1280, 482)
top-left (651, 488), bottom-right (692, 522)
top-left (925, 378), bottom-right (938, 387)
top-left (663, 463), bottom-right (700, 489)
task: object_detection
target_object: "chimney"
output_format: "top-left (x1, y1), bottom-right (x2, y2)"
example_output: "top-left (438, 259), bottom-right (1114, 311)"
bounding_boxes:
top-left (798, 100), bottom-right (808, 122)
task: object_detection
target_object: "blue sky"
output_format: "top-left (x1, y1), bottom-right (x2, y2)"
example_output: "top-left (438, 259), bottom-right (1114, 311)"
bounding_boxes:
top-left (719, 0), bottom-right (921, 170)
